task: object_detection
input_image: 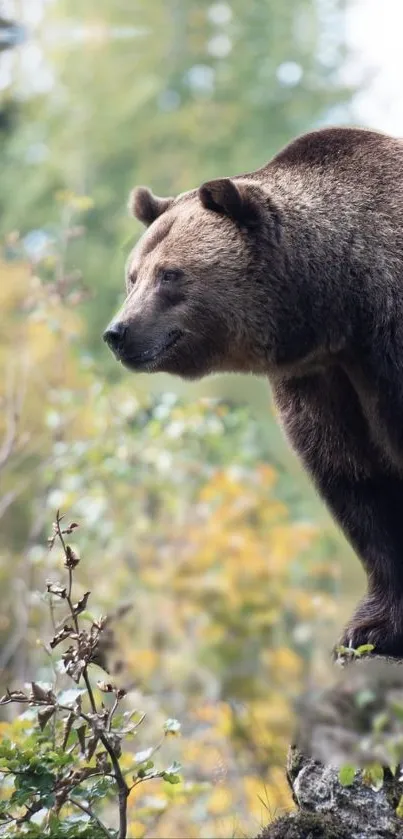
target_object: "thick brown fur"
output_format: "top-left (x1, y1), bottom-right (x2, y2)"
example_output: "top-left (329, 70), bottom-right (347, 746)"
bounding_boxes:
top-left (104, 126), bottom-right (403, 657)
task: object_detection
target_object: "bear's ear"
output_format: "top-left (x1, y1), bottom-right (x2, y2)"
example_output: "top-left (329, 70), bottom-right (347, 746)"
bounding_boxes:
top-left (128, 187), bottom-right (173, 226)
top-left (198, 178), bottom-right (260, 227)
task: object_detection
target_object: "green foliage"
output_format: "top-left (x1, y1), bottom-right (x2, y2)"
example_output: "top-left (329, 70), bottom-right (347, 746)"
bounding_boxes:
top-left (335, 690), bottom-right (403, 817)
top-left (362, 763), bottom-right (384, 793)
top-left (338, 764), bottom-right (355, 787)
top-left (0, 2), bottom-right (360, 835)
top-left (0, 512), bottom-right (183, 838)
top-left (335, 643), bottom-right (376, 660)
top-left (338, 762), bottom-right (385, 796)
top-left (0, 205), bottom-right (343, 837)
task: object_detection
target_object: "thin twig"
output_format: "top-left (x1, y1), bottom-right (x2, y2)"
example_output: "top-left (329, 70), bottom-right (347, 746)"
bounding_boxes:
top-left (54, 512), bottom-right (68, 567)
top-left (82, 670), bottom-right (98, 715)
top-left (107, 695), bottom-right (119, 732)
top-left (0, 814), bottom-right (19, 832)
top-left (68, 797), bottom-right (113, 839)
top-left (53, 511), bottom-right (129, 838)
top-left (69, 771), bottom-right (116, 790)
top-left (54, 513), bottom-right (99, 715)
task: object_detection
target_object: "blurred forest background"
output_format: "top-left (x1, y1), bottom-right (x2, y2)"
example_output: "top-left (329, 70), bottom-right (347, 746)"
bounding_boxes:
top-left (0, 0), bottom-right (375, 836)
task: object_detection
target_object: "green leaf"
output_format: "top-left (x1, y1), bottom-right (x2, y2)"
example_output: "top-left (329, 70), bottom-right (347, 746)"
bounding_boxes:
top-left (338, 764), bottom-right (356, 787)
top-left (10, 785), bottom-right (34, 807)
top-left (162, 772), bottom-right (181, 785)
top-left (80, 776), bottom-right (114, 802)
top-left (355, 643), bottom-right (375, 656)
top-left (363, 763), bottom-right (384, 791)
top-left (396, 795), bottom-right (403, 818)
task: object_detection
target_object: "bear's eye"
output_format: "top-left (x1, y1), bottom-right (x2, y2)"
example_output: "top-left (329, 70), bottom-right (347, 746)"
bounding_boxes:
top-left (160, 268), bottom-right (182, 284)
top-left (128, 271), bottom-right (137, 287)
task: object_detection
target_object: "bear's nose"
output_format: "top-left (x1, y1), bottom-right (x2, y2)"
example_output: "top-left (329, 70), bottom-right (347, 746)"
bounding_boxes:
top-left (103, 321), bottom-right (128, 355)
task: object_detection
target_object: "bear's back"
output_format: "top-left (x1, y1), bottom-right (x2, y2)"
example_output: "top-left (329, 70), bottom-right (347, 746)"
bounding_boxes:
top-left (246, 128), bottom-right (403, 289)
top-left (270, 126), bottom-right (403, 170)
top-left (244, 127), bottom-right (403, 215)
top-left (254, 127), bottom-right (403, 185)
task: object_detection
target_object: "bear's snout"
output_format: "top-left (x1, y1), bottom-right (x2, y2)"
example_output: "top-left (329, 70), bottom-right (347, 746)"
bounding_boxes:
top-left (103, 314), bottom-right (185, 373)
top-left (103, 321), bottom-right (128, 357)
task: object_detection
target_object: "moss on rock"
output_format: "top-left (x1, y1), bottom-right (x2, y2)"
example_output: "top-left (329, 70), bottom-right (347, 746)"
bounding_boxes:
top-left (256, 811), bottom-right (352, 839)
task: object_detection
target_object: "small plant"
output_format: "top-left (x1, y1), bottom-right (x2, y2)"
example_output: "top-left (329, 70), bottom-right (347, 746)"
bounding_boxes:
top-left (300, 651), bottom-right (403, 818)
top-left (0, 512), bottom-right (182, 838)
top-left (334, 643), bottom-right (376, 661)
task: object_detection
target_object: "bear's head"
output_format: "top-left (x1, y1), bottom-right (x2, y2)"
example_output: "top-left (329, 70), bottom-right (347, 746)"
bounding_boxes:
top-left (103, 178), bottom-right (282, 380)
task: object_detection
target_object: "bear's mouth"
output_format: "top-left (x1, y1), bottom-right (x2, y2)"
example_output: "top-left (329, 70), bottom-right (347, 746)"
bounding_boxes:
top-left (121, 329), bottom-right (183, 371)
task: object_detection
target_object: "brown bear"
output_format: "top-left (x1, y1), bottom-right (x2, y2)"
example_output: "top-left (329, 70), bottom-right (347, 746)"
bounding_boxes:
top-left (104, 126), bottom-right (403, 657)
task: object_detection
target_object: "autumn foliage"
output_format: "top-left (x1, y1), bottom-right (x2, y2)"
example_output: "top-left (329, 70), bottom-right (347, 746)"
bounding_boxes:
top-left (0, 199), bottom-right (342, 837)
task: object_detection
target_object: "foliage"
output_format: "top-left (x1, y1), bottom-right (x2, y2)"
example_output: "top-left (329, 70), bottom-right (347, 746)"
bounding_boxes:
top-left (296, 653), bottom-right (403, 821)
top-left (0, 512), bottom-right (182, 838)
top-left (336, 676), bottom-right (403, 809)
top-left (0, 1), bottom-right (359, 835)
top-left (0, 196), bottom-right (343, 837)
top-left (335, 644), bottom-right (376, 660)
top-left (338, 764), bottom-right (356, 787)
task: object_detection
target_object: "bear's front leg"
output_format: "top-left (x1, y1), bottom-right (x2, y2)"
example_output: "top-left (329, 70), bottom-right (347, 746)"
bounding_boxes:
top-left (323, 472), bottom-right (403, 657)
top-left (273, 369), bottom-right (403, 658)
